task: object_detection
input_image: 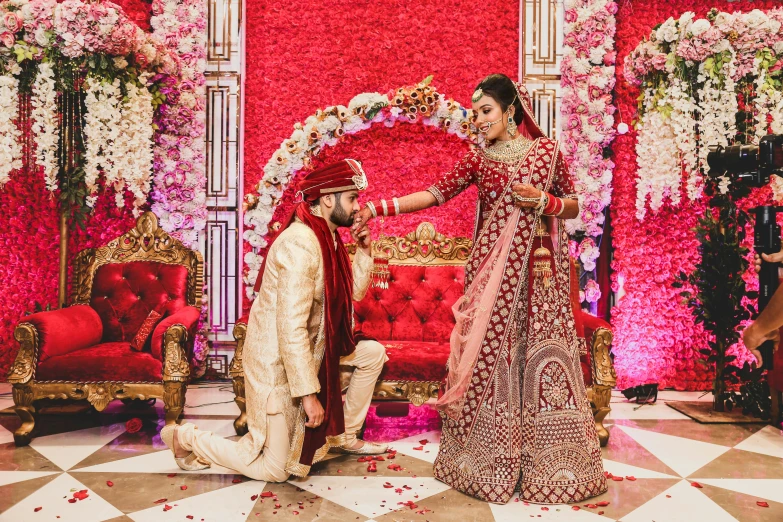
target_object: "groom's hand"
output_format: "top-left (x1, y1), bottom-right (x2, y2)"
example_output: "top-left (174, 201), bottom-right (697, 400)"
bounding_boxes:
top-left (303, 394), bottom-right (324, 428)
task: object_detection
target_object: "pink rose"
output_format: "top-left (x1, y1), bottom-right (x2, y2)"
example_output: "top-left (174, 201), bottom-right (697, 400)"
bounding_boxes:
top-left (0, 32), bottom-right (14, 48)
top-left (565, 9), bottom-right (578, 23)
top-left (603, 51), bottom-right (617, 65)
top-left (567, 114), bottom-right (582, 130)
top-left (3, 12), bottom-right (20, 33)
top-left (589, 33), bottom-right (606, 47)
top-left (770, 60), bottom-right (783, 73)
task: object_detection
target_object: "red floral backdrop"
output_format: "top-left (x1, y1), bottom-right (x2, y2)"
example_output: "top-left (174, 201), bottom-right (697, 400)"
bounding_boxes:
top-left (243, 0), bottom-right (519, 313)
top-left (0, 0), bottom-right (152, 377)
top-left (611, 0), bottom-right (780, 390)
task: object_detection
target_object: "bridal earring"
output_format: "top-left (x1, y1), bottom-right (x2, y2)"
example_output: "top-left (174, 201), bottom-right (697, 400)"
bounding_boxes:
top-left (506, 113), bottom-right (518, 138)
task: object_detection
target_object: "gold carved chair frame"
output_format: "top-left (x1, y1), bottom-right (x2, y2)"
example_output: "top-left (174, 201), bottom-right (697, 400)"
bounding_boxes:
top-left (6, 212), bottom-right (204, 446)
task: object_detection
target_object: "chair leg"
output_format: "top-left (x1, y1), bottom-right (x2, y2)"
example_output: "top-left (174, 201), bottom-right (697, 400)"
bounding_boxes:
top-left (232, 376), bottom-right (248, 436)
top-left (163, 381), bottom-right (186, 426)
top-left (12, 384), bottom-right (36, 447)
top-left (591, 384), bottom-right (612, 447)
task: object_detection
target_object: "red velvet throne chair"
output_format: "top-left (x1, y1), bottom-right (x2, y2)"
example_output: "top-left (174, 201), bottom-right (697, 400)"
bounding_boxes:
top-left (6, 212), bottom-right (204, 446)
top-left (231, 222), bottom-right (617, 445)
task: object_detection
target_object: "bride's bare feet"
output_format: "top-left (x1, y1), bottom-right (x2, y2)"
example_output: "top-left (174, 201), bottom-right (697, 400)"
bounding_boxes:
top-left (172, 425), bottom-right (190, 459)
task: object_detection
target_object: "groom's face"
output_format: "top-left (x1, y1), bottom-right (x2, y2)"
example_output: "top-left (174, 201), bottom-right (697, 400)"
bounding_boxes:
top-left (328, 191), bottom-right (361, 228)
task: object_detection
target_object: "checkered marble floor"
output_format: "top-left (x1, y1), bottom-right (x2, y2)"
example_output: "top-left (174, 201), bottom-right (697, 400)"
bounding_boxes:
top-left (1, 383), bottom-right (782, 522)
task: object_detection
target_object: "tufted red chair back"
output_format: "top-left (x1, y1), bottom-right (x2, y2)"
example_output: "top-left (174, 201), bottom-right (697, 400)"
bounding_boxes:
top-left (354, 265), bottom-right (464, 342)
top-left (90, 261), bottom-right (189, 343)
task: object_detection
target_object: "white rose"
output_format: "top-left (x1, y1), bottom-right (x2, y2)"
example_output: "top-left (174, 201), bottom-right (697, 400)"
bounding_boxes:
top-left (774, 41), bottom-right (783, 55)
top-left (690, 19), bottom-right (711, 36)
top-left (714, 12), bottom-right (733, 28)
top-left (743, 9), bottom-right (768, 29)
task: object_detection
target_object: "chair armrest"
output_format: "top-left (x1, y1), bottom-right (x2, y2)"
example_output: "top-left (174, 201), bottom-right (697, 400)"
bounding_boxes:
top-left (23, 305), bottom-right (103, 363)
top-left (229, 320), bottom-right (248, 378)
top-left (151, 306), bottom-right (201, 361)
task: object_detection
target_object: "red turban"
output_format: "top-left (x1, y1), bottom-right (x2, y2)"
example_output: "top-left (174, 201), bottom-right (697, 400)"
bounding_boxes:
top-left (297, 158), bottom-right (368, 202)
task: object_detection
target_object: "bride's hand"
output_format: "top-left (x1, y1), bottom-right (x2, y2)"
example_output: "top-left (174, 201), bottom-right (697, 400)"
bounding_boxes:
top-left (511, 183), bottom-right (542, 208)
top-left (351, 206), bottom-right (374, 232)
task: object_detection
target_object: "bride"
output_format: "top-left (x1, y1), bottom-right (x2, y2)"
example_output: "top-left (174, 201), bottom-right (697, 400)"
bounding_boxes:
top-left (352, 73), bottom-right (606, 504)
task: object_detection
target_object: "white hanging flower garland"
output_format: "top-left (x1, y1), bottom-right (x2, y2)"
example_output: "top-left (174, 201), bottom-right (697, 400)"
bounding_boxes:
top-left (0, 75), bottom-right (23, 186)
top-left (83, 78), bottom-right (155, 214)
top-left (30, 62), bottom-right (59, 193)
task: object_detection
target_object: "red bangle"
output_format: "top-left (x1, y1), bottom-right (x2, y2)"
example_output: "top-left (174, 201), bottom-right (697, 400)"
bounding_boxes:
top-left (542, 192), bottom-right (557, 215)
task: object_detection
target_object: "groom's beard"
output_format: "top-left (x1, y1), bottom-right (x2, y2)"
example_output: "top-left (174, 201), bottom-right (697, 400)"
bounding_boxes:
top-left (329, 196), bottom-right (356, 228)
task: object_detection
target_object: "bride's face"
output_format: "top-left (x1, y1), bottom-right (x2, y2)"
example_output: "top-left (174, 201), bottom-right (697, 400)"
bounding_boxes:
top-left (472, 95), bottom-right (513, 141)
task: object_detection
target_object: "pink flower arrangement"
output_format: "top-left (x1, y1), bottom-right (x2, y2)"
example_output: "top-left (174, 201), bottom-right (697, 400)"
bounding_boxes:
top-left (150, 0), bottom-right (207, 251)
top-left (560, 0), bottom-right (617, 241)
top-left (149, 0), bottom-right (208, 376)
top-left (625, 7), bottom-right (783, 87)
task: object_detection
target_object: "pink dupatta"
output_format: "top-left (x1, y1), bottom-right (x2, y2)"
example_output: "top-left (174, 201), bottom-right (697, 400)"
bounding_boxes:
top-left (436, 208), bottom-right (520, 418)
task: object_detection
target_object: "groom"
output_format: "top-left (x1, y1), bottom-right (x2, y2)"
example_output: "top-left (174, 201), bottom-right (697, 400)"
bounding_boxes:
top-left (162, 158), bottom-right (388, 481)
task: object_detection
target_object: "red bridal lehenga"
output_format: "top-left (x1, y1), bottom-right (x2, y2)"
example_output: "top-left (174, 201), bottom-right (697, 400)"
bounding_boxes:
top-left (428, 83), bottom-right (607, 505)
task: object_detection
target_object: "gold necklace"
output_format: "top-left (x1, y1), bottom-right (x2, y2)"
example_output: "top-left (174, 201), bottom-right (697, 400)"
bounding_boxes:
top-left (482, 136), bottom-right (534, 164)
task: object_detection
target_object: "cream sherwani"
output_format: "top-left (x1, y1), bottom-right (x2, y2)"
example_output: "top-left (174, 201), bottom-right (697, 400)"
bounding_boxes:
top-left (176, 218), bottom-right (386, 481)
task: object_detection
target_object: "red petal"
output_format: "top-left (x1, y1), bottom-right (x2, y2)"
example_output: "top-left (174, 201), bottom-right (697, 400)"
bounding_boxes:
top-left (180, 485), bottom-right (188, 490)
top-left (34, 507), bottom-right (42, 512)
top-left (274, 504), bottom-right (282, 509)
top-left (387, 454), bottom-right (396, 459)
top-left (251, 494), bottom-right (258, 501)
top-left (106, 481), bottom-right (114, 487)
top-left (572, 506), bottom-right (581, 511)
top-left (541, 507), bottom-right (549, 511)
top-left (626, 476), bottom-right (637, 481)
top-left (261, 492), bottom-right (274, 498)
top-left (604, 471), bottom-right (613, 478)
top-left (598, 511), bottom-right (605, 515)
top-left (163, 504), bottom-right (173, 512)
top-left (375, 456), bottom-right (385, 461)
top-left (383, 484), bottom-right (394, 489)
top-left (232, 478), bottom-right (242, 484)
top-left (757, 501), bottom-right (770, 508)
top-left (187, 517), bottom-right (194, 520)
top-left (357, 456), bottom-right (368, 462)
top-left (596, 501), bottom-right (610, 507)
top-left (412, 446), bottom-right (423, 451)
top-left (586, 504), bottom-right (597, 509)
top-left (167, 474), bottom-right (177, 478)
top-left (666, 495), bottom-right (672, 498)
top-left (418, 439), bottom-right (429, 445)
top-left (72, 490), bottom-right (89, 501)
top-left (691, 482), bottom-right (703, 489)
top-left (154, 498), bottom-right (168, 504)
top-left (68, 499), bottom-right (77, 504)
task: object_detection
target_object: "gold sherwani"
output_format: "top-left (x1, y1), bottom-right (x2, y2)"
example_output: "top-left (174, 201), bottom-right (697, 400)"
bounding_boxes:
top-left (237, 218), bottom-right (373, 475)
